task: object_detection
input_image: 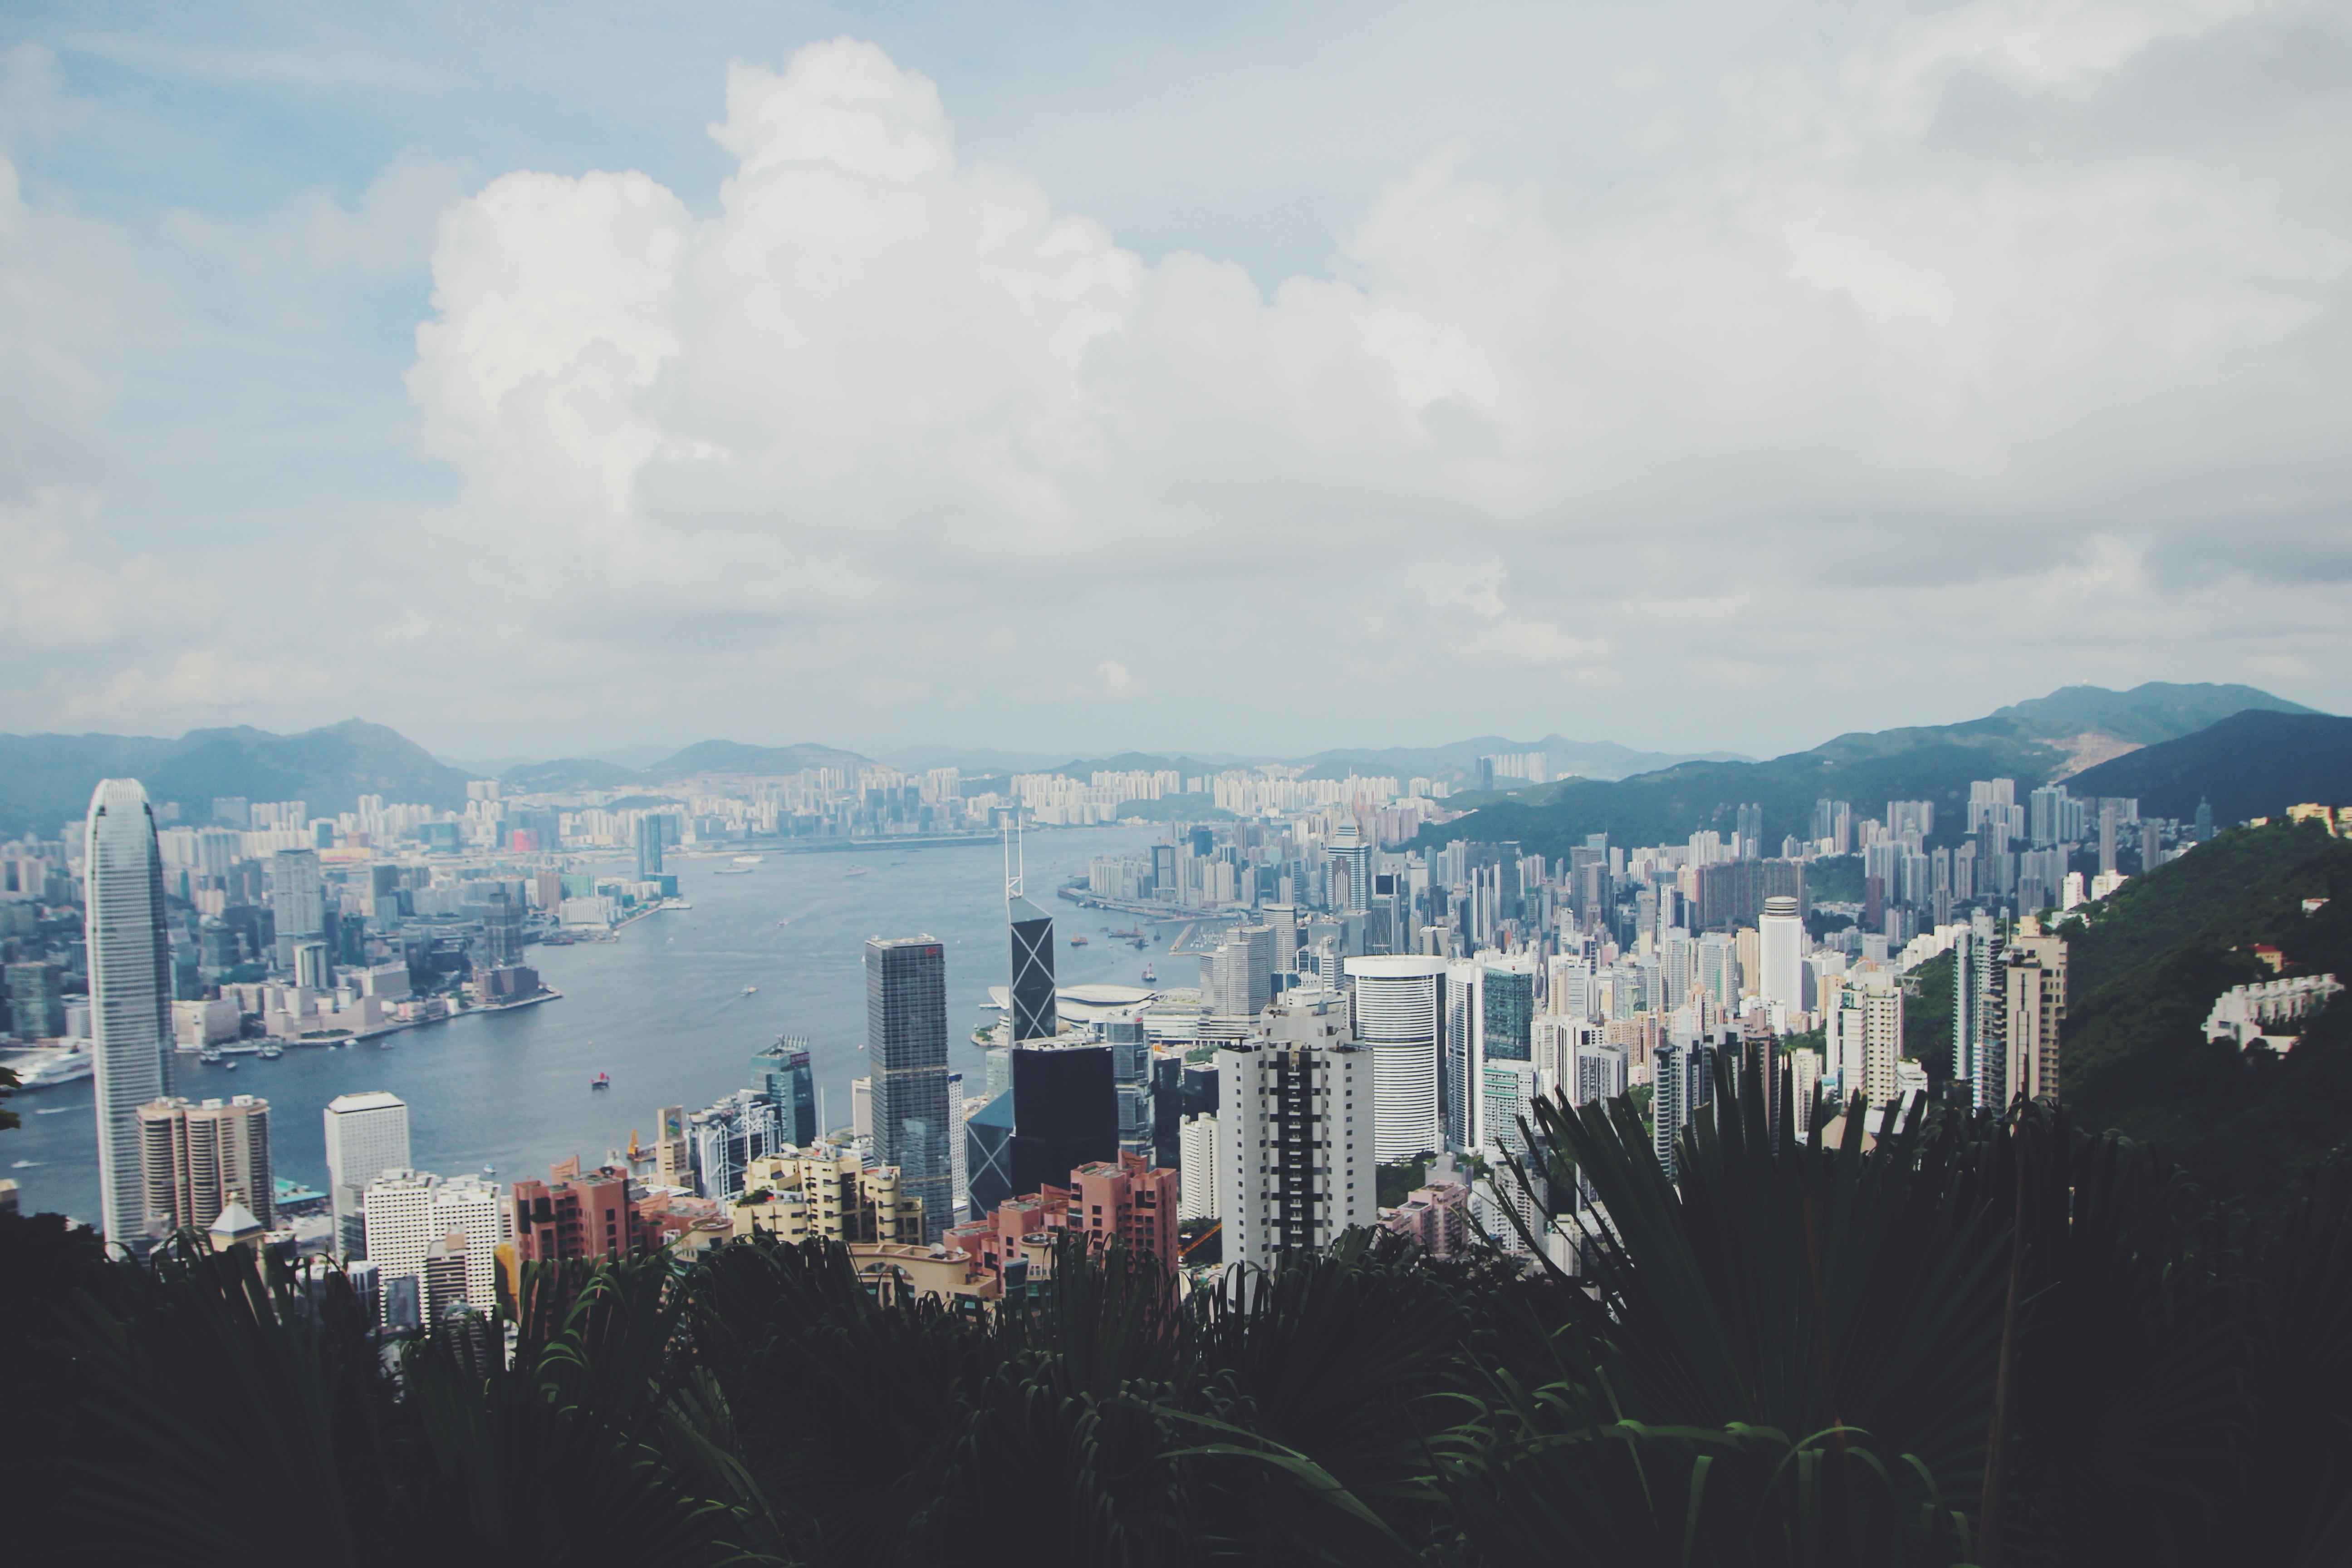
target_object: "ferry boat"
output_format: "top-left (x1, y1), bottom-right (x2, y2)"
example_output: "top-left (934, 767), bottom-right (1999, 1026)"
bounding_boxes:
top-left (591, 1072), bottom-right (612, 1091)
top-left (1069, 935), bottom-right (1089, 947)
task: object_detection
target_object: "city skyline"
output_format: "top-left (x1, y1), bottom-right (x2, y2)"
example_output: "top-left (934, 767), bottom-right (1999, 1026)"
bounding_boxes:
top-left (3, 4), bottom-right (2348, 759)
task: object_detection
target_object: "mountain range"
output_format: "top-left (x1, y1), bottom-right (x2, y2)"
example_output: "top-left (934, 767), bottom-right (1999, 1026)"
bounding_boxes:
top-left (1417, 682), bottom-right (2327, 858)
top-left (0, 681), bottom-right (2335, 840)
top-left (0, 721), bottom-right (474, 839)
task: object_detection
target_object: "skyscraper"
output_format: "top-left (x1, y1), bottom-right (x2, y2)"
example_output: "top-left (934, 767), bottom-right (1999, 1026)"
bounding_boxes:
top-left (866, 935), bottom-right (952, 1243)
top-left (1757, 896), bottom-right (1803, 1013)
top-left (633, 814), bottom-right (665, 880)
top-left (1344, 956), bottom-right (1447, 1163)
top-left (750, 1038), bottom-right (819, 1147)
top-left (1329, 815), bottom-right (1372, 914)
top-left (1007, 1041), bottom-right (1116, 1196)
top-left (325, 1091), bottom-right (411, 1258)
top-left (360, 1171), bottom-right (502, 1327)
top-left (137, 1094), bottom-right (274, 1238)
top-left (1216, 990), bottom-right (1375, 1274)
top-left (2001, 924), bottom-right (2068, 1105)
top-left (86, 778), bottom-right (175, 1250)
top-left (270, 848), bottom-right (324, 974)
top-left (1007, 895), bottom-right (1059, 1043)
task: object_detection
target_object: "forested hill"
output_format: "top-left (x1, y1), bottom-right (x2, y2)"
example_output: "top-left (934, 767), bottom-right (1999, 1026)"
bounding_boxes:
top-left (0, 720), bottom-right (474, 838)
top-left (2058, 820), bottom-right (2352, 1207)
top-left (1414, 681), bottom-right (2318, 859)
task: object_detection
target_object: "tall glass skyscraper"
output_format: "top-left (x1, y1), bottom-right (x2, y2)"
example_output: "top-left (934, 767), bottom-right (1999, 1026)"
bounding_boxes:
top-left (1006, 895), bottom-right (1059, 1044)
top-left (270, 847), bottom-right (324, 973)
top-left (866, 936), bottom-right (951, 1242)
top-left (85, 778), bottom-right (175, 1250)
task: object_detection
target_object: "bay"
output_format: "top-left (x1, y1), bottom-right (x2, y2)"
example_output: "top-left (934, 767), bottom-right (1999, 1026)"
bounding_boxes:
top-left (4, 824), bottom-right (1174, 1226)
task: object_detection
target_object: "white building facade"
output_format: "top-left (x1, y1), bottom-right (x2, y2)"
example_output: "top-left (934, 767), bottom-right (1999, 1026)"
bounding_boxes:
top-left (1343, 956), bottom-right (1446, 1163)
top-left (1217, 991), bottom-right (1376, 1275)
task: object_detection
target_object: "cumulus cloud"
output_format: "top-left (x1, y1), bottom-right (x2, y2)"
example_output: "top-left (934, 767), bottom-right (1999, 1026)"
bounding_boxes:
top-left (12, 4), bottom-right (2352, 753)
top-left (383, 13), bottom-right (2351, 753)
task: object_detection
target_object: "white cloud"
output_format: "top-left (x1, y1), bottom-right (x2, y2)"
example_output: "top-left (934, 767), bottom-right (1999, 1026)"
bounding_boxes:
top-left (12, 6), bottom-right (2352, 754)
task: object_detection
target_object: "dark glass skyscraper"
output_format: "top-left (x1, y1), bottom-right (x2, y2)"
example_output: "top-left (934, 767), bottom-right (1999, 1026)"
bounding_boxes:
top-left (750, 1037), bottom-right (819, 1147)
top-left (1007, 1042), bottom-right (1116, 1196)
top-left (1007, 894), bottom-right (1058, 1044)
top-left (866, 936), bottom-right (951, 1242)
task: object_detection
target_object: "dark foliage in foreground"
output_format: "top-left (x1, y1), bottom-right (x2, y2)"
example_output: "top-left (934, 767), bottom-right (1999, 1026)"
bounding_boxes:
top-left (6, 1067), bottom-right (2352, 1567)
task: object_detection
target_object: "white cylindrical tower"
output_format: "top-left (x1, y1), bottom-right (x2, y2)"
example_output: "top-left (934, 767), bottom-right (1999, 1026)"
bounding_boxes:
top-left (1759, 895), bottom-right (1804, 1013)
top-left (1344, 955), bottom-right (1446, 1163)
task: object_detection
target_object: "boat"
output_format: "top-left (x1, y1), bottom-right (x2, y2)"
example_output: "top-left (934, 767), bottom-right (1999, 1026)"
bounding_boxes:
top-left (741, 985), bottom-right (759, 996)
top-left (776, 918), bottom-right (791, 927)
top-left (732, 854), bottom-right (765, 866)
top-left (843, 865), bottom-right (868, 878)
top-left (1070, 935), bottom-right (1089, 947)
top-left (592, 1072), bottom-right (612, 1091)
top-left (481, 1166), bottom-right (496, 1177)
top-left (198, 1046), bottom-right (225, 1066)
top-left (9, 1049), bottom-right (92, 1088)
top-left (257, 1044), bottom-right (283, 1060)
top-left (1141, 964), bottom-right (1157, 984)
top-left (224, 1061), bottom-right (238, 1071)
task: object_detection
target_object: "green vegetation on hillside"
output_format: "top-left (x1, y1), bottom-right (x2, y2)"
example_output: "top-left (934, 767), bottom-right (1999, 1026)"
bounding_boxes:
top-left (0, 718), bottom-right (474, 836)
top-left (1415, 682), bottom-right (2313, 862)
top-left (2063, 709), bottom-right (2352, 824)
top-left (1808, 854), bottom-right (1865, 902)
top-left (1903, 950), bottom-right (1956, 1088)
top-left (2059, 820), bottom-right (2352, 1207)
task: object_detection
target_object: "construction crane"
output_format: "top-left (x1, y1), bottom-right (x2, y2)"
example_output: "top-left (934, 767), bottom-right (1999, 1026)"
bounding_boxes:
top-left (1180, 1221), bottom-right (1221, 1259)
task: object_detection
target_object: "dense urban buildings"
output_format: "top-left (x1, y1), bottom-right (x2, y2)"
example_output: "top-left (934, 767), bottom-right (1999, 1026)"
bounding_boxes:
top-left (9, 740), bottom-right (2171, 1305)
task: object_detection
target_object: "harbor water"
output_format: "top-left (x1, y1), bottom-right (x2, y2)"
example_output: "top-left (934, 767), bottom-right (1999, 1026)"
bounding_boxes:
top-left (3, 824), bottom-right (1175, 1226)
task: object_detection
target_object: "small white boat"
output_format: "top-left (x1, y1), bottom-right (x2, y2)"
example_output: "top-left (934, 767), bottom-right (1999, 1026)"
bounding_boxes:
top-left (741, 985), bottom-right (759, 996)
top-left (732, 854), bottom-right (766, 866)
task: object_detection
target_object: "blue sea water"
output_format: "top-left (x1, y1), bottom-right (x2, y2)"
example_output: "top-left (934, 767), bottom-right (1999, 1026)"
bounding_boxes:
top-left (3, 825), bottom-right (1174, 1226)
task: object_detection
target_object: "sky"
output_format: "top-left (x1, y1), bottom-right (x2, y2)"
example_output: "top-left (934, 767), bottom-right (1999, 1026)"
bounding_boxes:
top-left (0, 0), bottom-right (2346, 765)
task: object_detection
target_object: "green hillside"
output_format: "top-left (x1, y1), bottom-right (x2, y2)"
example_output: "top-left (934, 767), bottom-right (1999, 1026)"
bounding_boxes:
top-left (1417, 682), bottom-right (2316, 860)
top-left (0, 719), bottom-right (475, 837)
top-left (2058, 820), bottom-right (2352, 1207)
top-left (2063, 709), bottom-right (2352, 824)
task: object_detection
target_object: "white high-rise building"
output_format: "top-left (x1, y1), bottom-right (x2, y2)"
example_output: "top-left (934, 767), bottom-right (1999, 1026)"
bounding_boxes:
top-left (1343, 955), bottom-right (1446, 1162)
top-left (1217, 990), bottom-right (1376, 1274)
top-left (1570, 1041), bottom-right (1629, 1106)
top-left (360, 1171), bottom-right (504, 1327)
top-left (1831, 977), bottom-right (1905, 1109)
top-left (86, 779), bottom-right (176, 1250)
top-left (325, 1091), bottom-right (412, 1258)
top-left (1758, 896), bottom-right (1804, 1013)
top-left (1179, 1113), bottom-right (1219, 1220)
